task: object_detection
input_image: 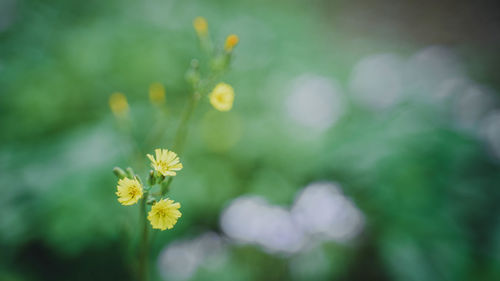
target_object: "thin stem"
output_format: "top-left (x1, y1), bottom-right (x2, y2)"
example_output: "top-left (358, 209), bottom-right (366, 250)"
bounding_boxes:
top-left (144, 105), bottom-right (169, 147)
top-left (173, 92), bottom-right (200, 153)
top-left (160, 177), bottom-right (173, 196)
top-left (158, 93), bottom-right (200, 196)
top-left (137, 92), bottom-right (199, 279)
top-left (138, 191), bottom-right (149, 281)
top-left (137, 61), bottom-right (225, 277)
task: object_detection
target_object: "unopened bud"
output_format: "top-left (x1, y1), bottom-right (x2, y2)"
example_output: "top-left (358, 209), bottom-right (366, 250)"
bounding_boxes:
top-left (125, 167), bottom-right (135, 179)
top-left (135, 175), bottom-right (143, 186)
top-left (112, 167), bottom-right (127, 179)
top-left (224, 34), bottom-right (239, 52)
top-left (185, 59), bottom-right (200, 86)
top-left (149, 82), bottom-right (166, 105)
top-left (109, 92), bottom-right (129, 117)
top-left (147, 170), bottom-right (156, 186)
top-left (193, 17), bottom-right (208, 37)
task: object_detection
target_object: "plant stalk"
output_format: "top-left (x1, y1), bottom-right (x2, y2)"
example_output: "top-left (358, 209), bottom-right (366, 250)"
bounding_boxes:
top-left (138, 92), bottom-right (199, 279)
top-left (173, 92), bottom-right (200, 153)
top-left (138, 191), bottom-right (149, 281)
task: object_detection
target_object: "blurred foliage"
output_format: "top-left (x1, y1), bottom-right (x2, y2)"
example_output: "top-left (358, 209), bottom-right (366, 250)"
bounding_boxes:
top-left (1, 0), bottom-right (500, 281)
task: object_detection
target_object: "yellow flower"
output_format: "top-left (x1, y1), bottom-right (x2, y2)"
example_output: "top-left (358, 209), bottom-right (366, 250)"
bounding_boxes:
top-left (116, 177), bottom-right (143, 206)
top-left (148, 198), bottom-right (182, 230)
top-left (193, 17), bottom-right (208, 36)
top-left (209, 83), bottom-right (234, 111)
top-left (147, 148), bottom-right (183, 176)
top-left (149, 82), bottom-right (166, 105)
top-left (109, 92), bottom-right (129, 117)
top-left (224, 34), bottom-right (239, 52)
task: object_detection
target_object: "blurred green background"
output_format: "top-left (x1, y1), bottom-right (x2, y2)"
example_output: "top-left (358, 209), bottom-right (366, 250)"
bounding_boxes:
top-left (1, 0), bottom-right (500, 280)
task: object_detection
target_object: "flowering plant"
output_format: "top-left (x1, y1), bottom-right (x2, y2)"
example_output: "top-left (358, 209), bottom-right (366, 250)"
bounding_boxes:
top-left (109, 17), bottom-right (239, 281)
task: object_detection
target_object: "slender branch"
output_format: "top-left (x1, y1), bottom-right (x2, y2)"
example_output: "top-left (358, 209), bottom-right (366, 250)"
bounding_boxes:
top-left (159, 93), bottom-right (200, 196)
top-left (136, 57), bottom-right (225, 279)
top-left (138, 191), bottom-right (149, 281)
top-left (161, 177), bottom-right (173, 196)
top-left (173, 92), bottom-right (200, 153)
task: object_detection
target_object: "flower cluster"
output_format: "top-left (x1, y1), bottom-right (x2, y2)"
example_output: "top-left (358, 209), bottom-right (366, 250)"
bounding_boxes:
top-left (191, 16), bottom-right (238, 112)
top-left (109, 17), bottom-right (240, 280)
top-left (114, 148), bottom-right (183, 231)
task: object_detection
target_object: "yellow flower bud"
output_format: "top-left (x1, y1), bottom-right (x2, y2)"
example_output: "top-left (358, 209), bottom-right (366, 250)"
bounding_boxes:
top-left (193, 17), bottom-right (208, 36)
top-left (224, 34), bottom-right (239, 52)
top-left (109, 92), bottom-right (129, 117)
top-left (149, 82), bottom-right (166, 105)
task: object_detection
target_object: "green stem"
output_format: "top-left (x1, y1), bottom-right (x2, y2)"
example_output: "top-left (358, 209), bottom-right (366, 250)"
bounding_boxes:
top-left (173, 92), bottom-right (200, 153)
top-left (137, 92), bottom-right (199, 279)
top-left (159, 92), bottom-right (200, 197)
top-left (160, 177), bottom-right (173, 196)
top-left (138, 191), bottom-right (149, 281)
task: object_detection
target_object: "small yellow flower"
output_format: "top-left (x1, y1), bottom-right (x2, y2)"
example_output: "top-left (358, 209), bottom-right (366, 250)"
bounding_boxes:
top-left (193, 17), bottom-right (208, 36)
top-left (109, 92), bottom-right (129, 117)
top-left (147, 148), bottom-right (183, 176)
top-left (209, 83), bottom-right (234, 111)
top-left (116, 177), bottom-right (143, 206)
top-left (148, 198), bottom-right (182, 230)
top-left (149, 82), bottom-right (166, 105)
top-left (224, 34), bottom-right (239, 52)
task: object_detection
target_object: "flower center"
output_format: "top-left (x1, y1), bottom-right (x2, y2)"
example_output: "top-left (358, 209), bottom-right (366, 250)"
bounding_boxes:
top-left (157, 209), bottom-right (166, 217)
top-left (159, 161), bottom-right (169, 171)
top-left (129, 186), bottom-right (138, 197)
top-left (217, 94), bottom-right (226, 103)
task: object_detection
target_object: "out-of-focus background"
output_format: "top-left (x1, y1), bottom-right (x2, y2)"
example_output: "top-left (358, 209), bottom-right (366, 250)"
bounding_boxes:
top-left (2, 0), bottom-right (500, 280)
